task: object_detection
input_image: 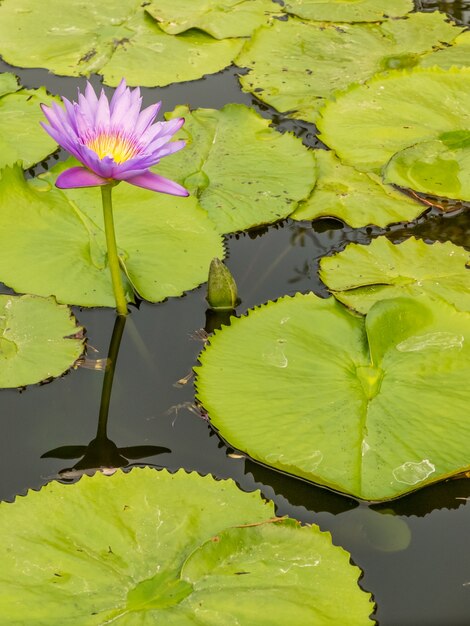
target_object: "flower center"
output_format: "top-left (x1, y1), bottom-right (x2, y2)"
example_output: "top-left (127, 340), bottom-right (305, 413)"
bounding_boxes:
top-left (86, 131), bottom-right (139, 164)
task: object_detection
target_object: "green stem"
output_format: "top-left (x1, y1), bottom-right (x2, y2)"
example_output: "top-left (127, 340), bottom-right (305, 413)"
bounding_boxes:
top-left (101, 184), bottom-right (128, 316)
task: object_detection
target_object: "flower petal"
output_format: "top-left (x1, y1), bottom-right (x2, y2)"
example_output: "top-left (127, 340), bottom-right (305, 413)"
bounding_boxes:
top-left (126, 171), bottom-right (189, 196)
top-left (148, 139), bottom-right (186, 160)
top-left (84, 82), bottom-right (99, 117)
top-left (134, 102), bottom-right (161, 135)
top-left (109, 78), bottom-right (128, 114)
top-left (55, 167), bottom-right (108, 189)
top-left (95, 89), bottom-right (111, 129)
top-left (141, 117), bottom-right (184, 145)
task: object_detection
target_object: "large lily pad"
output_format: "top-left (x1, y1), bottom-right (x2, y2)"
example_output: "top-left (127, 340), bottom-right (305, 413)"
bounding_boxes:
top-left (0, 163), bottom-right (223, 307)
top-left (383, 134), bottom-right (470, 201)
top-left (318, 67), bottom-right (470, 173)
top-left (290, 150), bottom-right (426, 227)
top-left (0, 73), bottom-right (58, 169)
top-left (283, 0), bottom-right (413, 23)
top-left (0, 294), bottom-right (84, 388)
top-left (157, 104), bottom-right (316, 233)
top-left (196, 293), bottom-right (470, 500)
top-left (237, 13), bottom-right (462, 123)
top-left (146, 0), bottom-right (279, 38)
top-left (319, 237), bottom-right (470, 314)
top-left (0, 468), bottom-right (374, 624)
top-left (0, 0), bottom-right (243, 86)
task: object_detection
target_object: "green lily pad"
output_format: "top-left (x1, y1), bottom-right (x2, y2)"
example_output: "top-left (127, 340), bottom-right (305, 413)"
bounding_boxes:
top-left (195, 292), bottom-right (470, 500)
top-left (146, 0), bottom-right (280, 38)
top-left (0, 468), bottom-right (375, 624)
top-left (237, 13), bottom-right (462, 123)
top-left (420, 30), bottom-right (470, 70)
top-left (283, 0), bottom-right (413, 23)
top-left (0, 72), bottom-right (19, 97)
top-left (0, 72), bottom-right (58, 169)
top-left (383, 135), bottom-right (470, 200)
top-left (157, 104), bottom-right (316, 233)
top-left (318, 67), bottom-right (470, 173)
top-left (0, 163), bottom-right (223, 307)
top-left (319, 237), bottom-right (470, 314)
top-left (0, 294), bottom-right (84, 388)
top-left (0, 0), bottom-right (243, 86)
top-left (290, 150), bottom-right (425, 227)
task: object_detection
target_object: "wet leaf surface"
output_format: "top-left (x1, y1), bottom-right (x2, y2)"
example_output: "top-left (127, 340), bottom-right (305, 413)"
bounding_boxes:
top-left (0, 468), bottom-right (374, 624)
top-left (196, 292), bottom-right (470, 500)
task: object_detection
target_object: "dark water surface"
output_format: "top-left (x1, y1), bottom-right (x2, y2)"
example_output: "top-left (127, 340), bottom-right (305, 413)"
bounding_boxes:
top-left (1, 2), bottom-right (470, 624)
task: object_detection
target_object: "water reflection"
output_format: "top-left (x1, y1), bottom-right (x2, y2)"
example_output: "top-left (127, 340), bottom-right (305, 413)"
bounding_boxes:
top-left (419, 0), bottom-right (470, 24)
top-left (41, 315), bottom-right (170, 479)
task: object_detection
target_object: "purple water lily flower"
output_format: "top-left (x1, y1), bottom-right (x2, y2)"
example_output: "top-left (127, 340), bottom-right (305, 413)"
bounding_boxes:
top-left (41, 79), bottom-right (188, 196)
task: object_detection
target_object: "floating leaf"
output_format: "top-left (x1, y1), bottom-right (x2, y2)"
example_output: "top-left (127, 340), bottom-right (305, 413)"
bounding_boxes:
top-left (237, 13), bottom-right (462, 123)
top-left (420, 31), bottom-right (470, 70)
top-left (0, 294), bottom-right (84, 388)
top-left (0, 72), bottom-right (58, 168)
top-left (318, 67), bottom-right (470, 173)
top-left (157, 104), bottom-right (316, 233)
top-left (0, 72), bottom-right (19, 97)
top-left (195, 292), bottom-right (470, 500)
top-left (319, 237), bottom-right (470, 314)
top-left (0, 163), bottom-right (223, 307)
top-left (0, 0), bottom-right (243, 86)
top-left (146, 0), bottom-right (279, 38)
top-left (0, 468), bottom-right (374, 624)
top-left (383, 135), bottom-right (470, 200)
top-left (283, 0), bottom-right (413, 22)
top-left (290, 150), bottom-right (425, 227)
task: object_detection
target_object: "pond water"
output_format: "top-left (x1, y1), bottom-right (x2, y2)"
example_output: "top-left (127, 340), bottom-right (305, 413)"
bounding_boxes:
top-left (1, 1), bottom-right (470, 624)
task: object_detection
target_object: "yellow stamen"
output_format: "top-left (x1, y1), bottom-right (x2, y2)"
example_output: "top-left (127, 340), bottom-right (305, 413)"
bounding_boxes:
top-left (87, 132), bottom-right (138, 164)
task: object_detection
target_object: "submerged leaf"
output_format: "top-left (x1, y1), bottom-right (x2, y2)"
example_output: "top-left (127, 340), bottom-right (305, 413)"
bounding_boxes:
top-left (0, 0), bottom-right (243, 86)
top-left (0, 469), bottom-right (375, 624)
top-left (146, 0), bottom-right (280, 38)
top-left (237, 13), bottom-right (462, 123)
top-left (283, 0), bottom-right (413, 22)
top-left (0, 163), bottom-right (223, 307)
top-left (291, 150), bottom-right (425, 227)
top-left (0, 72), bottom-right (58, 168)
top-left (0, 294), bottom-right (84, 388)
top-left (320, 236), bottom-right (470, 314)
top-left (196, 292), bottom-right (470, 500)
top-left (157, 104), bottom-right (316, 233)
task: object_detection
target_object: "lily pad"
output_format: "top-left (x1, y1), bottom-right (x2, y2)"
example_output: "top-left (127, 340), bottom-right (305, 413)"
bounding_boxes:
top-left (0, 72), bottom-right (58, 169)
top-left (319, 237), bottom-right (470, 314)
top-left (157, 104), bottom-right (316, 233)
top-left (237, 13), bottom-right (462, 123)
top-left (0, 0), bottom-right (243, 86)
top-left (318, 67), bottom-right (470, 173)
top-left (0, 163), bottom-right (223, 307)
top-left (0, 468), bottom-right (375, 624)
top-left (290, 150), bottom-right (426, 227)
top-left (0, 294), bottom-right (84, 388)
top-left (283, 0), bottom-right (413, 23)
top-left (420, 31), bottom-right (470, 70)
top-left (195, 292), bottom-right (470, 500)
top-left (146, 0), bottom-right (280, 38)
top-left (383, 135), bottom-right (470, 200)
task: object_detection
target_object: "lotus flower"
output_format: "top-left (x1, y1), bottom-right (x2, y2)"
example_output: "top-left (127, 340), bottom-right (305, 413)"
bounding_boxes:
top-left (41, 79), bottom-right (188, 196)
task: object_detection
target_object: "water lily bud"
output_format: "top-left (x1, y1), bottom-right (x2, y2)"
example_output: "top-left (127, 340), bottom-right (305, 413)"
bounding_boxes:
top-left (206, 258), bottom-right (238, 310)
